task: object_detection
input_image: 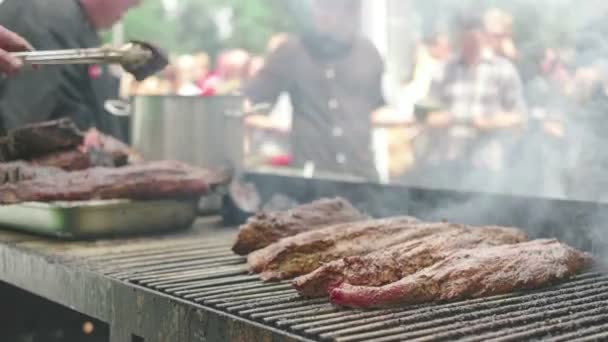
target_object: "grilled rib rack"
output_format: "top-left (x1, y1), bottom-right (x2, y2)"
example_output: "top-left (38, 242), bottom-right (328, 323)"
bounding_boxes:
top-left (61, 229), bottom-right (608, 342)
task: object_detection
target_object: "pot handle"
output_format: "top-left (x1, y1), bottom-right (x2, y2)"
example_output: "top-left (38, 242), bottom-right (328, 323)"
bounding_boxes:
top-left (225, 102), bottom-right (272, 118)
top-left (105, 99), bottom-right (132, 117)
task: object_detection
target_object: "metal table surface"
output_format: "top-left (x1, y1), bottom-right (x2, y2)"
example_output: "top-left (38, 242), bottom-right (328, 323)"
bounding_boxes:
top-left (0, 217), bottom-right (305, 342)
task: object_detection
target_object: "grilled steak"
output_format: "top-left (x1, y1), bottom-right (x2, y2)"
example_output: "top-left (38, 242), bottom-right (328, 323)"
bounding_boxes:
top-left (294, 225), bottom-right (528, 297)
top-left (246, 217), bottom-right (465, 281)
top-left (29, 150), bottom-right (92, 171)
top-left (330, 239), bottom-right (594, 308)
top-left (0, 162), bottom-right (63, 184)
top-left (0, 118), bottom-right (83, 161)
top-left (233, 197), bottom-right (369, 255)
top-left (0, 160), bottom-right (230, 204)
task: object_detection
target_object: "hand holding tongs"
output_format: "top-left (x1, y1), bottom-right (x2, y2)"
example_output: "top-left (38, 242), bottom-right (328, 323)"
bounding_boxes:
top-left (10, 40), bottom-right (168, 81)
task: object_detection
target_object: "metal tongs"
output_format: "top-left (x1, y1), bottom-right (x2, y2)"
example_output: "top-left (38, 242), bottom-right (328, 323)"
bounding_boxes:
top-left (10, 40), bottom-right (168, 81)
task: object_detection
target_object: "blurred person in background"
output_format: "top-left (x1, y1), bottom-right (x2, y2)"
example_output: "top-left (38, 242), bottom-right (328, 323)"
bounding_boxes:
top-left (0, 25), bottom-right (33, 75)
top-left (424, 12), bottom-right (526, 190)
top-left (244, 33), bottom-right (294, 166)
top-left (175, 54), bottom-right (203, 96)
top-left (244, 0), bottom-right (385, 180)
top-left (484, 8), bottom-right (517, 61)
top-left (0, 0), bottom-right (141, 141)
top-left (408, 32), bottom-right (451, 105)
top-left (200, 49), bottom-right (251, 96)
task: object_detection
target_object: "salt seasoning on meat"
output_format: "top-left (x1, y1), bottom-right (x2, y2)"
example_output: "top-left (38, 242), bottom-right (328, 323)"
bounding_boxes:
top-left (248, 217), bottom-right (441, 281)
top-left (232, 197), bottom-right (369, 255)
top-left (329, 239), bottom-right (594, 309)
top-left (293, 225), bottom-right (528, 297)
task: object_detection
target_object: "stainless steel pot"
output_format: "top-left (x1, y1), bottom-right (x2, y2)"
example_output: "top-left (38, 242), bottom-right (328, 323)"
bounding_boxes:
top-left (131, 95), bottom-right (245, 169)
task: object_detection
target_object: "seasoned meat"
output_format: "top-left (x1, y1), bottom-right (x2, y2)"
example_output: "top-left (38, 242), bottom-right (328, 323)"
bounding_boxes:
top-left (294, 225), bottom-right (528, 297)
top-left (0, 162), bottom-right (63, 184)
top-left (0, 161), bottom-right (230, 204)
top-left (330, 239), bottom-right (594, 308)
top-left (0, 118), bottom-right (83, 161)
top-left (232, 197), bottom-right (369, 255)
top-left (29, 150), bottom-right (92, 171)
top-left (80, 128), bottom-right (144, 166)
top-left (0, 119), bottom-right (142, 171)
top-left (247, 217), bottom-right (461, 281)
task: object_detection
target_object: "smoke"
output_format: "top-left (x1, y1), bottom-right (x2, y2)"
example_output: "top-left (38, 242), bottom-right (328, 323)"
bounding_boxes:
top-left (364, 0), bottom-right (608, 258)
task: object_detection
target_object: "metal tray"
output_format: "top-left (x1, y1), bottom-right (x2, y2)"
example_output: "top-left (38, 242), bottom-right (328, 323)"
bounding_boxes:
top-left (0, 199), bottom-right (198, 239)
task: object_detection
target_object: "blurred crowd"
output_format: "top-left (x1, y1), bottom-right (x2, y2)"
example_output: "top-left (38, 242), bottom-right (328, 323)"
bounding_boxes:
top-left (122, 7), bottom-right (608, 200)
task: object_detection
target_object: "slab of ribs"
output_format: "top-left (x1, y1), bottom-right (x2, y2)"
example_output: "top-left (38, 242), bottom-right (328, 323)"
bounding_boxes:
top-left (0, 160), bottom-right (229, 204)
top-left (0, 118), bottom-right (140, 171)
top-left (235, 198), bottom-right (595, 308)
top-left (330, 239), bottom-right (593, 308)
top-left (293, 224), bottom-right (528, 297)
top-left (232, 197), bottom-right (369, 255)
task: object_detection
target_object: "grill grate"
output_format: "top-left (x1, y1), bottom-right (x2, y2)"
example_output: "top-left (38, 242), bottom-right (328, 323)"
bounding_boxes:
top-left (68, 234), bottom-right (608, 342)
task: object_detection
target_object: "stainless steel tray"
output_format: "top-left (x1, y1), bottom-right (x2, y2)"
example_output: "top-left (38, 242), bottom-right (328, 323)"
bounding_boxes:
top-left (0, 199), bottom-right (198, 239)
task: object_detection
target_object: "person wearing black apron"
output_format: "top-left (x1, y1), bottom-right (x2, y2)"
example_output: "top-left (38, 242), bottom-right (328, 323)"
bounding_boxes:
top-left (244, 0), bottom-right (385, 180)
top-left (0, 0), bottom-right (141, 142)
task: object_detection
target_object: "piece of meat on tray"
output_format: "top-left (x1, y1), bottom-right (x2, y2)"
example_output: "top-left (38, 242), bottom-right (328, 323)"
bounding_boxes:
top-left (246, 217), bottom-right (468, 281)
top-left (330, 239), bottom-right (594, 309)
top-left (0, 118), bottom-right (143, 170)
top-left (0, 162), bottom-right (63, 184)
top-left (0, 160), bottom-right (230, 204)
top-left (294, 225), bottom-right (528, 297)
top-left (28, 150), bottom-right (93, 171)
top-left (0, 118), bottom-right (83, 161)
top-left (232, 197), bottom-right (369, 255)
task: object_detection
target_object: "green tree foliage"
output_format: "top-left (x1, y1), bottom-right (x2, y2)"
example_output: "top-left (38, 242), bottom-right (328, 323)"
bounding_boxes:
top-left (218, 0), bottom-right (291, 53)
top-left (109, 0), bottom-right (291, 57)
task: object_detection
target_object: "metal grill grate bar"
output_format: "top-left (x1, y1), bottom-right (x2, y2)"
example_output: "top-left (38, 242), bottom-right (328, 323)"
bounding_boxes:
top-left (167, 275), bottom-right (260, 293)
top-left (544, 325), bottom-right (608, 342)
top-left (94, 248), bottom-right (237, 270)
top-left (219, 294), bottom-right (302, 310)
top-left (570, 331), bottom-right (608, 342)
top-left (202, 289), bottom-right (298, 304)
top-left (279, 308), bottom-right (402, 328)
top-left (130, 265), bottom-right (249, 284)
top-left (82, 238), bottom-right (232, 260)
top-left (178, 280), bottom-right (274, 298)
top-left (260, 305), bottom-right (337, 322)
top-left (108, 256), bottom-right (244, 278)
top-left (88, 244), bottom-right (232, 267)
top-left (200, 284), bottom-right (293, 301)
top-left (311, 284), bottom-right (608, 338)
top-left (468, 312), bottom-right (608, 342)
top-left (335, 300), bottom-right (608, 342)
top-left (239, 299), bottom-right (329, 316)
top-left (250, 304), bottom-right (334, 320)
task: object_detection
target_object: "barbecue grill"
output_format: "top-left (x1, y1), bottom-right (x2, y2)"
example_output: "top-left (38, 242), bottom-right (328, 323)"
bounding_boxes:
top-left (2, 171), bottom-right (608, 341)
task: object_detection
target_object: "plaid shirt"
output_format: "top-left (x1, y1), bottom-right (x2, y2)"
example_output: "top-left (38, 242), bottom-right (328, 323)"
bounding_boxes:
top-left (431, 55), bottom-right (527, 121)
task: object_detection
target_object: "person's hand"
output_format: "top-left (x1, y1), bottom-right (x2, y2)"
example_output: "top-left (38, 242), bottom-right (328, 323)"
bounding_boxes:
top-left (426, 111), bottom-right (451, 127)
top-left (474, 113), bottom-right (523, 130)
top-left (543, 120), bottom-right (565, 138)
top-left (0, 25), bottom-right (33, 75)
top-left (372, 106), bottom-right (411, 127)
top-left (493, 112), bottom-right (523, 128)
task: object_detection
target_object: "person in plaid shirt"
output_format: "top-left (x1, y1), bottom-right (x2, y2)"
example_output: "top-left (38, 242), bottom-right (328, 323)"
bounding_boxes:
top-left (427, 12), bottom-right (527, 174)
